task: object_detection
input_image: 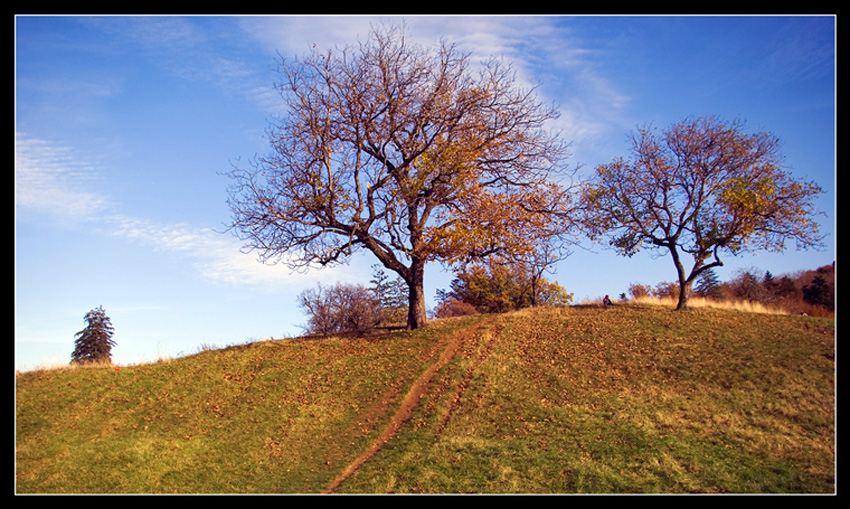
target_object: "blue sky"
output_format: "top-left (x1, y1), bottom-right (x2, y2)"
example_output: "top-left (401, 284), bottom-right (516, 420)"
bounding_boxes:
top-left (15, 15), bottom-right (835, 371)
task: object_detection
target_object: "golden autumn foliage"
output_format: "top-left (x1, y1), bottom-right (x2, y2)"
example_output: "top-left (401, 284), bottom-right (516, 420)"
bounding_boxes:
top-left (580, 116), bottom-right (823, 311)
top-left (437, 256), bottom-right (572, 315)
top-left (227, 24), bottom-right (573, 330)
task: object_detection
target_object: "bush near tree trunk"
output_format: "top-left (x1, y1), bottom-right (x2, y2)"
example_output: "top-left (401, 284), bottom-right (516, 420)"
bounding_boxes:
top-left (297, 283), bottom-right (384, 336)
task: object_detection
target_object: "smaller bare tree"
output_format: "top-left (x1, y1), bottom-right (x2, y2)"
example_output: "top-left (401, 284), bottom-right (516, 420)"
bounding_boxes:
top-left (297, 283), bottom-right (383, 336)
top-left (581, 116), bottom-right (824, 310)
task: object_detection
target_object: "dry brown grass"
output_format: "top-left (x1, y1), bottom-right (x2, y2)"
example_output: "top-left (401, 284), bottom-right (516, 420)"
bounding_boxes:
top-left (587, 295), bottom-right (792, 315)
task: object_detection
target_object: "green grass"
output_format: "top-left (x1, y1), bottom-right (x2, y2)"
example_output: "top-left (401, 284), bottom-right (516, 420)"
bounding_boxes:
top-left (16, 306), bottom-right (834, 494)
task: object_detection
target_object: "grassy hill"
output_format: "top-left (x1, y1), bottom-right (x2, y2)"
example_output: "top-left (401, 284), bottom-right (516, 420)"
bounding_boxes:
top-left (15, 304), bottom-right (835, 494)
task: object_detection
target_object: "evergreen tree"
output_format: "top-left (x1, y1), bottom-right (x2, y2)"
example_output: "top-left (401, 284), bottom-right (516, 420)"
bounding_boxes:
top-left (695, 268), bottom-right (722, 299)
top-left (71, 306), bottom-right (116, 365)
top-left (761, 270), bottom-right (779, 303)
top-left (775, 276), bottom-right (798, 299)
top-left (803, 275), bottom-right (834, 310)
top-left (369, 265), bottom-right (408, 322)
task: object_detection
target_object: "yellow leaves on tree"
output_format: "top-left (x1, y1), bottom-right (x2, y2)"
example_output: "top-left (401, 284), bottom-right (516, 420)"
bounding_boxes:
top-left (580, 116), bottom-right (823, 310)
top-left (226, 24), bottom-right (573, 329)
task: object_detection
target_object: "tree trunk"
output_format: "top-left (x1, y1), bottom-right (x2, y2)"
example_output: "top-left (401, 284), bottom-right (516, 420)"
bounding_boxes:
top-left (676, 259), bottom-right (723, 310)
top-left (676, 278), bottom-right (693, 310)
top-left (406, 261), bottom-right (428, 330)
top-left (669, 245), bottom-right (692, 310)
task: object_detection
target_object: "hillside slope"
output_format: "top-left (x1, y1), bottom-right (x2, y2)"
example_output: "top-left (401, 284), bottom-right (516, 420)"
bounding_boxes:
top-left (15, 305), bottom-right (834, 494)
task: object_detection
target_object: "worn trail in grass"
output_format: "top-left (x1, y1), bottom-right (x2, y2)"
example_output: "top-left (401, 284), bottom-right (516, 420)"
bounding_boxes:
top-left (335, 305), bottom-right (834, 494)
top-left (323, 315), bottom-right (500, 493)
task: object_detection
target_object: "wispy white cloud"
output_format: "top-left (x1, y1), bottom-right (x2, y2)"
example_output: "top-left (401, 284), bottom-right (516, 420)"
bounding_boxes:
top-left (761, 17), bottom-right (835, 85)
top-left (82, 15), bottom-right (209, 56)
top-left (400, 16), bottom-right (634, 165)
top-left (71, 16), bottom-right (280, 115)
top-left (15, 133), bottom-right (347, 288)
top-left (239, 15), bottom-right (631, 163)
top-left (107, 214), bottom-right (353, 288)
top-left (15, 133), bottom-right (112, 225)
top-left (239, 15), bottom-right (379, 55)
top-left (15, 16), bottom-right (632, 291)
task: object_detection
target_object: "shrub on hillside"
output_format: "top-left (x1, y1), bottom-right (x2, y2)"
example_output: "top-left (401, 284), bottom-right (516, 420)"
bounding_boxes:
top-left (434, 298), bottom-right (479, 318)
top-left (652, 281), bottom-right (680, 300)
top-left (298, 283), bottom-right (383, 336)
top-left (695, 268), bottom-right (723, 300)
top-left (437, 257), bottom-right (572, 314)
top-left (627, 283), bottom-right (652, 300)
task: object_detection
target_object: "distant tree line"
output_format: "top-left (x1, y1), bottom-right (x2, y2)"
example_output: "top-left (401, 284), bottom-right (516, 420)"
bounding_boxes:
top-left (626, 262), bottom-right (835, 317)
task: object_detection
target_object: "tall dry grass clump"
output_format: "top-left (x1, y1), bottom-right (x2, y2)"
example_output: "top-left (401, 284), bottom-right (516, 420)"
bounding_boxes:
top-left (599, 295), bottom-right (792, 315)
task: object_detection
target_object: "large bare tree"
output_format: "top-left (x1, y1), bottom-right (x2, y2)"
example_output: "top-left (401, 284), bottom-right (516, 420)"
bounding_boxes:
top-left (227, 25), bottom-right (572, 329)
top-left (581, 116), bottom-right (824, 310)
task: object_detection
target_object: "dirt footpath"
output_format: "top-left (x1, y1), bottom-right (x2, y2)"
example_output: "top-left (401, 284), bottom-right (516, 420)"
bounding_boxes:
top-left (322, 316), bottom-right (498, 493)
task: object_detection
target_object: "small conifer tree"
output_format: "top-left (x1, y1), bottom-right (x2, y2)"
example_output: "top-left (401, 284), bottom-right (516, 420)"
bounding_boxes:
top-left (71, 306), bottom-right (116, 365)
top-left (695, 268), bottom-right (723, 300)
top-left (803, 275), bottom-right (834, 311)
top-left (369, 265), bottom-right (408, 325)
